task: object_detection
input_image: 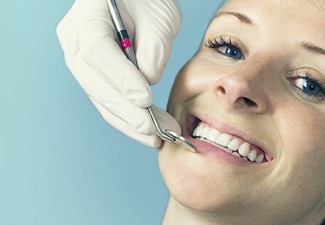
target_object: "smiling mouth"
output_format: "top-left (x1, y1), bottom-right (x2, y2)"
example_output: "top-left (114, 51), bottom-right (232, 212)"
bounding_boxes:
top-left (190, 120), bottom-right (271, 163)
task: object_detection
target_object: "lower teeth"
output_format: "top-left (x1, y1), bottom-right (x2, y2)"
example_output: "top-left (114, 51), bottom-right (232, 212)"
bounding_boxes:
top-left (198, 137), bottom-right (250, 161)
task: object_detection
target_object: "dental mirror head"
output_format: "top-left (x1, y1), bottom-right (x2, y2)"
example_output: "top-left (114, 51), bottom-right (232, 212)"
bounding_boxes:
top-left (165, 130), bottom-right (196, 153)
top-left (146, 107), bottom-right (196, 152)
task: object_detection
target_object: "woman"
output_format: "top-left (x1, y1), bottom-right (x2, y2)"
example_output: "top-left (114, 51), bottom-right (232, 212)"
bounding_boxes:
top-left (160, 0), bottom-right (325, 224)
top-left (58, 0), bottom-right (325, 224)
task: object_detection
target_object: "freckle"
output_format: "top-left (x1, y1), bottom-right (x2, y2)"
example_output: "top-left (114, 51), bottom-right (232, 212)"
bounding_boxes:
top-left (309, 0), bottom-right (325, 10)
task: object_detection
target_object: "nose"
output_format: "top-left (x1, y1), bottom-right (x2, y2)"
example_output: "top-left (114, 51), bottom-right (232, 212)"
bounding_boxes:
top-left (214, 70), bottom-right (269, 114)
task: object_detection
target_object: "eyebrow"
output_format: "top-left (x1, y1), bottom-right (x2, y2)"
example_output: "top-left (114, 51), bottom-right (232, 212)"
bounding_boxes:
top-left (215, 11), bottom-right (254, 26)
top-left (215, 11), bottom-right (325, 58)
top-left (300, 42), bottom-right (325, 56)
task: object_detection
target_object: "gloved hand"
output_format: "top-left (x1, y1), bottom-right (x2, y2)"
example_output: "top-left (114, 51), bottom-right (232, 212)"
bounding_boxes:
top-left (56, 0), bottom-right (181, 147)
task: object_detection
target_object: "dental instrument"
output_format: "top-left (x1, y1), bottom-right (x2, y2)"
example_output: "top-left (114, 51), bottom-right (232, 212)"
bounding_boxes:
top-left (106, 0), bottom-right (196, 152)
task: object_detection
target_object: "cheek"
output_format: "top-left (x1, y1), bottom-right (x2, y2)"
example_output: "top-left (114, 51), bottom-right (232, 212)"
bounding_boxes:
top-left (270, 103), bottom-right (325, 205)
top-left (276, 103), bottom-right (325, 163)
top-left (167, 58), bottom-right (221, 115)
top-left (169, 63), bottom-right (205, 101)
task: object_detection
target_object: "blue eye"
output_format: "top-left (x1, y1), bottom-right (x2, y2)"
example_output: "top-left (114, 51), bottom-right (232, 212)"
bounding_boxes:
top-left (205, 37), bottom-right (244, 60)
top-left (294, 76), bottom-right (323, 96)
top-left (291, 73), bottom-right (325, 102)
top-left (219, 45), bottom-right (243, 59)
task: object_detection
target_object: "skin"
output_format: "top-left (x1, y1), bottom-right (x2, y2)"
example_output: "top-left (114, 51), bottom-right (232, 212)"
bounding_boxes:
top-left (158, 0), bottom-right (325, 224)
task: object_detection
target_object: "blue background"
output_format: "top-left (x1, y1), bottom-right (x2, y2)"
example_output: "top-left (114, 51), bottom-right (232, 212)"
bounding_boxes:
top-left (0, 0), bottom-right (223, 224)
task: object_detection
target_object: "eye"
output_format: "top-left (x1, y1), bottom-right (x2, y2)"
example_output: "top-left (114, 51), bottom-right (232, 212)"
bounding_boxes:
top-left (289, 71), bottom-right (325, 102)
top-left (205, 36), bottom-right (244, 60)
top-left (295, 77), bottom-right (322, 96)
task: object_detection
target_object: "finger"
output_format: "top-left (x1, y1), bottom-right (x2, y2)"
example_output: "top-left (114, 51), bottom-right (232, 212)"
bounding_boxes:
top-left (90, 96), bottom-right (162, 148)
top-left (56, 0), bottom-right (79, 51)
top-left (91, 88), bottom-right (157, 136)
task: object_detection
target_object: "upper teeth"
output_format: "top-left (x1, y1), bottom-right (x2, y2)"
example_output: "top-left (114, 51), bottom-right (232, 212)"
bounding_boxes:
top-left (192, 123), bottom-right (265, 163)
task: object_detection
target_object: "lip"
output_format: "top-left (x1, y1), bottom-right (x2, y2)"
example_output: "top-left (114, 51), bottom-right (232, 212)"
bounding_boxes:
top-left (182, 114), bottom-right (274, 164)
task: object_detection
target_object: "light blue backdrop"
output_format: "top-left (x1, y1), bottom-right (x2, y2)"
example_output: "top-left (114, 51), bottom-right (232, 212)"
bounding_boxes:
top-left (0, 0), bottom-right (224, 224)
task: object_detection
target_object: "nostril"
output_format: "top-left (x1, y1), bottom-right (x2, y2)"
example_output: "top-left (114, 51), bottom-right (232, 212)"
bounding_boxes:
top-left (217, 86), bottom-right (227, 94)
top-left (243, 97), bottom-right (257, 107)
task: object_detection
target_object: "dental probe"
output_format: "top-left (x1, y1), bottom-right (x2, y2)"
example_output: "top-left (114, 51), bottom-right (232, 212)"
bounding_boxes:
top-left (106, 0), bottom-right (196, 152)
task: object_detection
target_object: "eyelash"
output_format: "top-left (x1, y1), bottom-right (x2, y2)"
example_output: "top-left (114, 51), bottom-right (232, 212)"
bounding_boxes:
top-left (205, 37), bottom-right (245, 60)
top-left (291, 71), bottom-right (325, 102)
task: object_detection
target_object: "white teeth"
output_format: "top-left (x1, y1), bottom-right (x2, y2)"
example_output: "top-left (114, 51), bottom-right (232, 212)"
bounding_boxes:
top-left (192, 123), bottom-right (266, 163)
top-left (207, 129), bottom-right (220, 142)
top-left (247, 149), bottom-right (257, 161)
top-left (201, 127), bottom-right (210, 137)
top-left (193, 125), bottom-right (203, 137)
top-left (232, 152), bottom-right (241, 158)
top-left (238, 142), bottom-right (250, 157)
top-left (227, 139), bottom-right (241, 151)
top-left (255, 154), bottom-right (264, 163)
top-left (216, 133), bottom-right (231, 146)
top-left (225, 148), bottom-right (233, 154)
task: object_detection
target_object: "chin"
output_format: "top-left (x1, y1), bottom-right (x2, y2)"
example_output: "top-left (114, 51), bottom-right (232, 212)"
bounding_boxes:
top-left (158, 141), bottom-right (258, 214)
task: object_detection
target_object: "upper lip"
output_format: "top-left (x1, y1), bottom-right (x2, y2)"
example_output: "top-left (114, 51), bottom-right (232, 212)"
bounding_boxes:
top-left (185, 112), bottom-right (273, 159)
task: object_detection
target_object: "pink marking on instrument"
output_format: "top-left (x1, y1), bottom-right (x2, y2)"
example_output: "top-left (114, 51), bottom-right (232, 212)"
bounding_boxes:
top-left (120, 38), bottom-right (132, 49)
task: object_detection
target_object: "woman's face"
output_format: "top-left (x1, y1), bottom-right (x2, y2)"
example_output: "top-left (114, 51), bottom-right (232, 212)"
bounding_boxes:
top-left (159, 0), bottom-right (325, 224)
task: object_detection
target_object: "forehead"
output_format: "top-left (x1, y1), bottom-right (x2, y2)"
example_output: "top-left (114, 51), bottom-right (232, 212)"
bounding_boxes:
top-left (216, 0), bottom-right (325, 42)
top-left (221, 0), bottom-right (325, 20)
top-left (224, 0), bottom-right (325, 7)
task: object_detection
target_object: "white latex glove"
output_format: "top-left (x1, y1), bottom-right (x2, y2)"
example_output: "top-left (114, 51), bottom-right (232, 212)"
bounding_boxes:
top-left (56, 0), bottom-right (181, 147)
